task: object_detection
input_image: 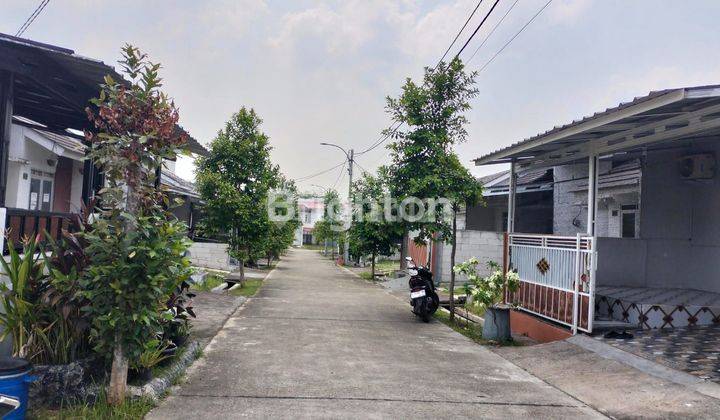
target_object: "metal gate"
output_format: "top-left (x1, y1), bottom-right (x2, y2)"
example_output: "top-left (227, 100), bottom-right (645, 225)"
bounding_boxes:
top-left (506, 233), bottom-right (596, 333)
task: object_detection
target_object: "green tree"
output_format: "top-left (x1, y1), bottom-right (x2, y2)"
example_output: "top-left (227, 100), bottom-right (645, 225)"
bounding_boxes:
top-left (348, 173), bottom-right (403, 278)
top-left (196, 108), bottom-right (278, 281)
top-left (265, 176), bottom-right (301, 266)
top-left (385, 58), bottom-right (483, 320)
top-left (84, 45), bottom-right (193, 404)
top-left (313, 189), bottom-right (344, 260)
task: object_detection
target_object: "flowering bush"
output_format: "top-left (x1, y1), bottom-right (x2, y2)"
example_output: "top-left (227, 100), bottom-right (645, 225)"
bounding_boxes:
top-left (453, 258), bottom-right (519, 311)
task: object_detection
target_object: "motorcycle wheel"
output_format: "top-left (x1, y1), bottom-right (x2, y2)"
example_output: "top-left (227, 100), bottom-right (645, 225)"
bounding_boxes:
top-left (428, 293), bottom-right (440, 315)
top-left (420, 300), bottom-right (431, 323)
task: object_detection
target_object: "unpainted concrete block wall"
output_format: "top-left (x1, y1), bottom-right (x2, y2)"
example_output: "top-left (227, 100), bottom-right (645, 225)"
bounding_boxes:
top-left (187, 242), bottom-right (233, 271)
top-left (434, 212), bottom-right (504, 284)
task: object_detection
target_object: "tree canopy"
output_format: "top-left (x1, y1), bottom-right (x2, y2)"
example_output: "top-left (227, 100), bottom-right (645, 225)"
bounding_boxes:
top-left (196, 107), bottom-right (279, 278)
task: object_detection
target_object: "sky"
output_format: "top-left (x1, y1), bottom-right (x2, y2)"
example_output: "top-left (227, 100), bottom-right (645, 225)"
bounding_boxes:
top-left (3, 0), bottom-right (720, 198)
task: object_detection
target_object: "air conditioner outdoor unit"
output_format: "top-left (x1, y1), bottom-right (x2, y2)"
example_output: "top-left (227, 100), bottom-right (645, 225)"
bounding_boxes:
top-left (678, 153), bottom-right (716, 180)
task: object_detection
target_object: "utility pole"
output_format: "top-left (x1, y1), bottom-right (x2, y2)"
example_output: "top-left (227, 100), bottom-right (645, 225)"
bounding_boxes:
top-left (320, 142), bottom-right (354, 265)
top-left (345, 148), bottom-right (354, 264)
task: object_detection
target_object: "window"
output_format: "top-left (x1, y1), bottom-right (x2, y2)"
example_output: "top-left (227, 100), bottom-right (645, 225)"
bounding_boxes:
top-left (29, 170), bottom-right (53, 212)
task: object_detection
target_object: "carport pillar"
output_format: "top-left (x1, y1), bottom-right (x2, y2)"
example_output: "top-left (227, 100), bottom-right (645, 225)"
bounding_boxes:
top-left (0, 71), bottom-right (13, 207)
top-left (507, 160), bottom-right (517, 234)
top-left (586, 155), bottom-right (599, 236)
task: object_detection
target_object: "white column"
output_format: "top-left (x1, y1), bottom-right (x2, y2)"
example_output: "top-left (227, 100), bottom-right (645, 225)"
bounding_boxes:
top-left (586, 155), bottom-right (599, 236)
top-left (507, 160), bottom-right (517, 233)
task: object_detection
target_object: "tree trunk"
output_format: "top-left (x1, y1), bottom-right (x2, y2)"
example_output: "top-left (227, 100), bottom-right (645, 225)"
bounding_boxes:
top-left (267, 254), bottom-right (272, 268)
top-left (449, 209), bottom-right (458, 322)
top-left (238, 257), bottom-right (246, 282)
top-left (108, 184), bottom-right (140, 405)
top-left (400, 232), bottom-right (408, 269)
top-left (371, 250), bottom-right (376, 279)
top-left (107, 332), bottom-right (128, 405)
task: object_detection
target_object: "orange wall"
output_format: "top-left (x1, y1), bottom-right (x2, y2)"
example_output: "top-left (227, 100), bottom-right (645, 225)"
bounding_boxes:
top-left (510, 310), bottom-right (572, 343)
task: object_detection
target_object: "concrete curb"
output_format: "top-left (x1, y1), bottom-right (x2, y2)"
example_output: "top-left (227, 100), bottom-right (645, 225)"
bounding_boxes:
top-left (128, 340), bottom-right (202, 401)
top-left (568, 334), bottom-right (720, 400)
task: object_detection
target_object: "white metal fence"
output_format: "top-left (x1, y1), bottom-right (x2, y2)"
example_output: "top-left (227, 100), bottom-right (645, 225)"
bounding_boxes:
top-left (508, 233), bottom-right (596, 333)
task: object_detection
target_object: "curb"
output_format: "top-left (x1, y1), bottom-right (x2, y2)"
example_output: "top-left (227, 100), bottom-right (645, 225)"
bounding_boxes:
top-left (128, 340), bottom-right (202, 401)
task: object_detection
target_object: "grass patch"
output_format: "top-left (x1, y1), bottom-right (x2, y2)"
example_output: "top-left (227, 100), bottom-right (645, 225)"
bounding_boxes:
top-left (28, 394), bottom-right (155, 420)
top-left (359, 272), bottom-right (374, 281)
top-left (301, 244), bottom-right (326, 250)
top-left (191, 274), bottom-right (225, 292)
top-left (229, 279), bottom-right (263, 297)
top-left (374, 259), bottom-right (399, 273)
top-left (433, 309), bottom-right (520, 347)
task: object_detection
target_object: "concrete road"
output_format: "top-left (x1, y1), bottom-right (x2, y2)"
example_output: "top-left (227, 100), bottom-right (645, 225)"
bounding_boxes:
top-left (148, 249), bottom-right (602, 419)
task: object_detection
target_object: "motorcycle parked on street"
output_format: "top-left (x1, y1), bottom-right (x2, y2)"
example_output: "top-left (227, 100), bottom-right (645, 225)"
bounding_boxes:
top-left (406, 257), bottom-right (439, 322)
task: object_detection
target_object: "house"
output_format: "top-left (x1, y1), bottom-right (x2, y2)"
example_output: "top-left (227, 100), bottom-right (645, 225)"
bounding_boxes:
top-left (434, 161), bottom-right (643, 283)
top-left (0, 33), bottom-right (207, 251)
top-left (432, 169), bottom-right (554, 283)
top-left (294, 196), bottom-right (325, 246)
top-left (471, 84), bottom-right (720, 337)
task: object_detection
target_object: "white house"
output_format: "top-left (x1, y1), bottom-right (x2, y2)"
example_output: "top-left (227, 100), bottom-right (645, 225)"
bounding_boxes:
top-left (294, 197), bottom-right (325, 246)
top-left (473, 84), bottom-right (720, 336)
top-left (7, 118), bottom-right (85, 214)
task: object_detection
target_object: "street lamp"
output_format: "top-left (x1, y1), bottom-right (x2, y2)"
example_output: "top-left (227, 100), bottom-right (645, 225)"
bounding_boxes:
top-left (320, 141), bottom-right (354, 265)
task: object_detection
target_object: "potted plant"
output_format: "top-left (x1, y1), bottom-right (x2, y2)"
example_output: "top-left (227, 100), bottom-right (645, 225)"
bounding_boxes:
top-left (131, 340), bottom-right (170, 382)
top-left (453, 259), bottom-right (519, 342)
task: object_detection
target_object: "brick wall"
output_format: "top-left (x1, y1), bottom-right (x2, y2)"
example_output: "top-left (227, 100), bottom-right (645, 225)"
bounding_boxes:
top-left (187, 242), bottom-right (233, 271)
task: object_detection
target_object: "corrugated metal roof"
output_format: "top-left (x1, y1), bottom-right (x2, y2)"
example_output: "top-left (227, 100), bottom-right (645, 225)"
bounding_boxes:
top-left (474, 85), bottom-right (720, 167)
top-left (0, 33), bottom-right (208, 156)
top-left (162, 169), bottom-right (199, 198)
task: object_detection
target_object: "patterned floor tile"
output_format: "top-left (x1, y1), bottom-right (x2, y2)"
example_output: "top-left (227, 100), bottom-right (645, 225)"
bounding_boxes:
top-left (599, 324), bottom-right (720, 383)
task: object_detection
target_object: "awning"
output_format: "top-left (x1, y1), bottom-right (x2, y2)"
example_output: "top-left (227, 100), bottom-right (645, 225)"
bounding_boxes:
top-left (474, 85), bottom-right (720, 171)
top-left (0, 33), bottom-right (207, 156)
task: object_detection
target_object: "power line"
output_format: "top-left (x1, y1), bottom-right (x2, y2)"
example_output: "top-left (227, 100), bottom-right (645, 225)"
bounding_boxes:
top-left (453, 0), bottom-right (501, 59)
top-left (477, 0), bottom-right (553, 74)
top-left (331, 160), bottom-right (346, 190)
top-left (16, 0), bottom-right (50, 37)
top-left (354, 120), bottom-right (402, 156)
top-left (356, 0), bottom-right (503, 158)
top-left (353, 158), bottom-right (371, 175)
top-left (436, 0), bottom-right (484, 68)
top-left (295, 161), bottom-right (345, 182)
top-left (467, 0), bottom-right (520, 63)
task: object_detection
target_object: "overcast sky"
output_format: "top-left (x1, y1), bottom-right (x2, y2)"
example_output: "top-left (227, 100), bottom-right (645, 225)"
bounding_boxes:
top-left (3, 0), bottom-right (720, 197)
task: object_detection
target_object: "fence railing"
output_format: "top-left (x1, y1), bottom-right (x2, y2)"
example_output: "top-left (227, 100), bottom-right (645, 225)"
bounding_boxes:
top-left (506, 233), bottom-right (596, 333)
top-left (2, 208), bottom-right (76, 254)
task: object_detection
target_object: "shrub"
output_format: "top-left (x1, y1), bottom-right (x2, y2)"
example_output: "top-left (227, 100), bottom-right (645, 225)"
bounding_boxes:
top-left (453, 259), bottom-right (519, 312)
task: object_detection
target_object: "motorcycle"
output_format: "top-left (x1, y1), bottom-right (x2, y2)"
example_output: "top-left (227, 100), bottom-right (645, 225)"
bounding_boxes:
top-left (406, 256), bottom-right (439, 322)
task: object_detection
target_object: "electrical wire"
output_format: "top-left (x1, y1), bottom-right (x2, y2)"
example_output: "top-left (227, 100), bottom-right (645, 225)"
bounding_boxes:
top-left (16, 0), bottom-right (50, 37)
top-left (354, 120), bottom-right (402, 156)
top-left (356, 0), bottom-right (503, 157)
top-left (331, 160), bottom-right (346, 190)
top-left (435, 0), bottom-right (484, 68)
top-left (477, 0), bottom-right (553, 74)
top-left (467, 0), bottom-right (520, 63)
top-left (295, 161), bottom-right (345, 182)
top-left (453, 0), bottom-right (501, 59)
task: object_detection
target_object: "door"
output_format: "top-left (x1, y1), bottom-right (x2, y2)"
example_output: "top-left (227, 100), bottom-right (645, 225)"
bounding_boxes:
top-left (29, 170), bottom-right (53, 212)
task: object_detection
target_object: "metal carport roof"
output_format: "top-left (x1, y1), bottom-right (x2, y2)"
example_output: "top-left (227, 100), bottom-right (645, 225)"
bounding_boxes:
top-left (474, 85), bottom-right (720, 170)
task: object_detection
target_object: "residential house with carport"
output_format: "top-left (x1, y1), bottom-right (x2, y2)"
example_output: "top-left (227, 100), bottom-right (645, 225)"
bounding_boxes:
top-left (471, 84), bottom-right (720, 338)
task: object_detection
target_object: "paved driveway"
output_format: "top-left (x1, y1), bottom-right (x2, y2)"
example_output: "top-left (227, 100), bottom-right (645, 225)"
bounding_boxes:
top-left (148, 249), bottom-right (602, 419)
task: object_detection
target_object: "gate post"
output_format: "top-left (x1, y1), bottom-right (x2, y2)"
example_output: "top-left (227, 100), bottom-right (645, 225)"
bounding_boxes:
top-left (571, 233), bottom-right (581, 334)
